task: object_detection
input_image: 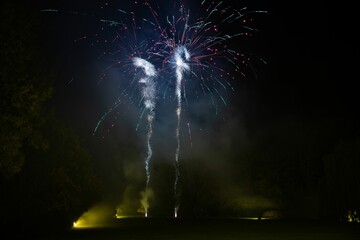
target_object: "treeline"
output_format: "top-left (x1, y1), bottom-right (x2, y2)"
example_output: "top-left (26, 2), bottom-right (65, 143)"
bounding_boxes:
top-left (0, 2), bottom-right (100, 231)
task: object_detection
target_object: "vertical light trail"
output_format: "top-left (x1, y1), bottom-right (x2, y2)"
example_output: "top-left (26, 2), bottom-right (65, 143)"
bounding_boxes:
top-left (187, 122), bottom-right (193, 148)
top-left (173, 46), bottom-right (190, 217)
top-left (133, 57), bottom-right (157, 217)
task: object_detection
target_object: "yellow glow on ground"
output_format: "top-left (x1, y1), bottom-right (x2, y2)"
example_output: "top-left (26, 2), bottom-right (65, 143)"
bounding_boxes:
top-left (238, 217), bottom-right (271, 220)
top-left (115, 214), bottom-right (128, 219)
top-left (114, 214), bottom-right (143, 219)
top-left (72, 217), bottom-right (100, 229)
top-left (72, 203), bottom-right (116, 229)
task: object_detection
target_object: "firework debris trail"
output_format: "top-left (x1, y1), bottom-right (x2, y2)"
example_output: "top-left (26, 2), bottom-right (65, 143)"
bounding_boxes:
top-left (133, 58), bottom-right (157, 217)
top-left (173, 46), bottom-right (190, 217)
top-left (133, 57), bottom-right (157, 188)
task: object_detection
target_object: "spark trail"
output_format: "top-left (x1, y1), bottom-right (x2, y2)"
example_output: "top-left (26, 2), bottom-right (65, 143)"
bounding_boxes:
top-left (133, 57), bottom-right (156, 187)
top-left (173, 46), bottom-right (190, 217)
top-left (133, 57), bottom-right (157, 217)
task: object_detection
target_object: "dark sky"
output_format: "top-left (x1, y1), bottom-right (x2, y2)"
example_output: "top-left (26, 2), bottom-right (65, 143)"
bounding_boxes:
top-left (35, 0), bottom-right (338, 213)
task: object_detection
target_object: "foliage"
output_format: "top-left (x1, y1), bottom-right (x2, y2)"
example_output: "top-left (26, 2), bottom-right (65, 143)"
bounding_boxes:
top-left (0, 2), bottom-right (52, 177)
top-left (321, 139), bottom-right (360, 219)
top-left (1, 111), bottom-right (101, 230)
top-left (0, 2), bottom-right (100, 230)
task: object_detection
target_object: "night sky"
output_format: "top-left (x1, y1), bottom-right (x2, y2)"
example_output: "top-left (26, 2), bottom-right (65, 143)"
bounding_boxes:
top-left (6, 0), bottom-right (359, 222)
top-left (37, 0), bottom-right (334, 138)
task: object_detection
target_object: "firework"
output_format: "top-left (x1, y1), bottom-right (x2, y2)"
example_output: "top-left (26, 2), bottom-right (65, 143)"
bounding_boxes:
top-left (133, 57), bottom-right (157, 187)
top-left (43, 0), bottom-right (266, 217)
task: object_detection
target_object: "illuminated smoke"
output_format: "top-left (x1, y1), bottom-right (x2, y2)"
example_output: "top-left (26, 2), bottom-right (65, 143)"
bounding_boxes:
top-left (140, 188), bottom-right (154, 218)
top-left (133, 57), bottom-right (157, 216)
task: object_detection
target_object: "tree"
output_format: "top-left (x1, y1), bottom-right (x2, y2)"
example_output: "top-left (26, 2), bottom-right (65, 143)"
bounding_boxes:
top-left (0, 3), bottom-right (100, 231)
top-left (321, 139), bottom-right (360, 219)
top-left (0, 2), bottom-right (52, 177)
top-left (0, 111), bottom-right (101, 230)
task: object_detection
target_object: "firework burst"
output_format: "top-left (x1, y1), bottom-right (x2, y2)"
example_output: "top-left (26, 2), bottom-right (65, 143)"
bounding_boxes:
top-left (42, 0), bottom-right (266, 217)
